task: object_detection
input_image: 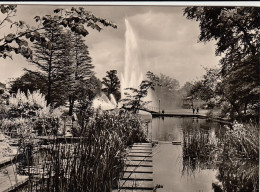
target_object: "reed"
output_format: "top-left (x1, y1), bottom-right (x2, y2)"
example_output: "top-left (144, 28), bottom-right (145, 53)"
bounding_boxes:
top-left (16, 110), bottom-right (147, 192)
top-left (216, 159), bottom-right (259, 192)
top-left (214, 122), bottom-right (259, 191)
top-left (182, 121), bottom-right (259, 191)
top-left (182, 127), bottom-right (218, 175)
top-left (182, 127), bottom-right (218, 158)
top-left (220, 122), bottom-right (259, 161)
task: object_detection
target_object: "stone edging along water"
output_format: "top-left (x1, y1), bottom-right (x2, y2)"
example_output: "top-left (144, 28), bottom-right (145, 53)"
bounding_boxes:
top-left (152, 113), bottom-right (206, 118)
top-left (151, 113), bottom-right (232, 125)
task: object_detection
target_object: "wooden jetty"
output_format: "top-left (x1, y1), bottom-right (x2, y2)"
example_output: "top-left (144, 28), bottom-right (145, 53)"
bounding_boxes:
top-left (113, 143), bottom-right (154, 192)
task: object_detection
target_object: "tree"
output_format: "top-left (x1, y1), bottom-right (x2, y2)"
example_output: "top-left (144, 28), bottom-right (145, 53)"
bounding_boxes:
top-left (0, 5), bottom-right (30, 59)
top-left (0, 82), bottom-right (5, 95)
top-left (122, 71), bottom-right (158, 113)
top-left (190, 68), bottom-right (219, 102)
top-left (22, 25), bottom-right (96, 115)
top-left (84, 75), bottom-right (102, 101)
top-left (184, 7), bottom-right (259, 56)
top-left (157, 73), bottom-right (180, 94)
top-left (25, 24), bottom-right (94, 111)
top-left (9, 72), bottom-right (46, 95)
top-left (74, 75), bottom-right (102, 116)
top-left (147, 73), bottom-right (180, 110)
top-left (102, 70), bottom-right (121, 103)
top-left (184, 7), bottom-right (260, 122)
top-left (0, 6), bottom-right (117, 60)
top-left (0, 6), bottom-right (117, 115)
top-left (25, 22), bottom-right (66, 106)
top-left (0, 82), bottom-right (8, 105)
top-left (59, 31), bottom-right (94, 115)
top-left (178, 82), bottom-right (193, 98)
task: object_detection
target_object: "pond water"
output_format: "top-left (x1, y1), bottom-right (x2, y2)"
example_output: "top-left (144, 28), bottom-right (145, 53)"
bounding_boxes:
top-left (151, 117), bottom-right (258, 192)
top-left (152, 117), bottom-right (224, 142)
top-left (152, 117), bottom-right (222, 192)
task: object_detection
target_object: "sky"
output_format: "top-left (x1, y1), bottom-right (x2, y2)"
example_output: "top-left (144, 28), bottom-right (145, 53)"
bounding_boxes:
top-left (0, 4), bottom-right (222, 86)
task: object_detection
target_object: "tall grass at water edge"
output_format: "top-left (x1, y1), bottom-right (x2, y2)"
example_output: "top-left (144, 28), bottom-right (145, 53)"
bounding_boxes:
top-left (216, 123), bottom-right (259, 192)
top-left (182, 122), bottom-right (259, 192)
top-left (220, 122), bottom-right (259, 160)
top-left (182, 127), bottom-right (218, 176)
top-left (16, 110), bottom-right (147, 192)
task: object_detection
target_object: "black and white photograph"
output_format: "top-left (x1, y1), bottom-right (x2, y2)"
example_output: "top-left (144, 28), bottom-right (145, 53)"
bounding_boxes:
top-left (0, 2), bottom-right (259, 192)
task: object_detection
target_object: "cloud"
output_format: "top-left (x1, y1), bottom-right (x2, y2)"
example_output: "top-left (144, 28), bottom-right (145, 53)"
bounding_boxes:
top-left (86, 7), bottom-right (221, 86)
top-left (121, 10), bottom-right (221, 85)
top-left (128, 8), bottom-right (197, 42)
top-left (0, 5), bottom-right (221, 87)
top-left (138, 38), bottom-right (220, 85)
top-left (0, 54), bottom-right (36, 83)
top-left (89, 37), bottom-right (124, 80)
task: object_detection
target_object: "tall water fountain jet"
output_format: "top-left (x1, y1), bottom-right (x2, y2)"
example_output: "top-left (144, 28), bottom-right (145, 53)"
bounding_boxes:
top-left (120, 19), bottom-right (156, 111)
top-left (121, 19), bottom-right (144, 98)
top-left (93, 19), bottom-right (156, 111)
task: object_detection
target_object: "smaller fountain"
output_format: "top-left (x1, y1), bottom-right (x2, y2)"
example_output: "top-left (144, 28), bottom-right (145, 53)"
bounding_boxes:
top-left (92, 93), bottom-right (117, 110)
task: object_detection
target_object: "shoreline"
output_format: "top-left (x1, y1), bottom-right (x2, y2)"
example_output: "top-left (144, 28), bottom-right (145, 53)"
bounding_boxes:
top-left (151, 112), bottom-right (232, 125)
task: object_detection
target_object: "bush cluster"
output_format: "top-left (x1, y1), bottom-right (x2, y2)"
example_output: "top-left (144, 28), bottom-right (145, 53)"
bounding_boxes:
top-left (1, 90), bottom-right (61, 136)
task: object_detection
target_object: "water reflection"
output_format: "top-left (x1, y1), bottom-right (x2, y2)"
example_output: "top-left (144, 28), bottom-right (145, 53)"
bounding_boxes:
top-left (152, 117), bottom-right (258, 192)
top-left (152, 117), bottom-right (223, 142)
top-left (153, 144), bottom-right (218, 192)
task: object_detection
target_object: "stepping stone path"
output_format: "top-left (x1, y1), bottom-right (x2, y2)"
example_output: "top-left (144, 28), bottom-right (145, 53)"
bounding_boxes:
top-left (114, 143), bottom-right (153, 192)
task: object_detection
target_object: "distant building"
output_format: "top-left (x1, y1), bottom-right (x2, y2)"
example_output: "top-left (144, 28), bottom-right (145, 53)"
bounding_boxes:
top-left (182, 96), bottom-right (206, 109)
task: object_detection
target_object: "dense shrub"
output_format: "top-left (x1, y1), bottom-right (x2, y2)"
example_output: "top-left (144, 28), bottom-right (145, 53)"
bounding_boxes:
top-left (1, 90), bottom-right (62, 136)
